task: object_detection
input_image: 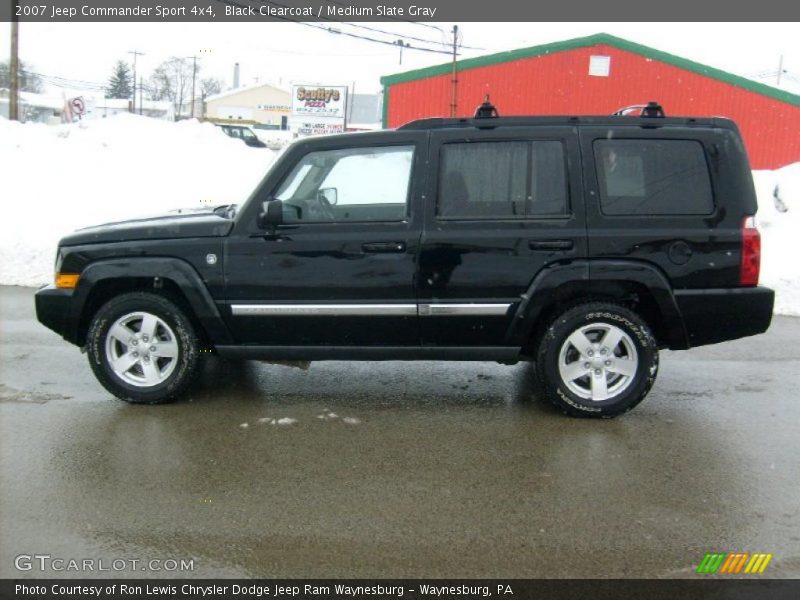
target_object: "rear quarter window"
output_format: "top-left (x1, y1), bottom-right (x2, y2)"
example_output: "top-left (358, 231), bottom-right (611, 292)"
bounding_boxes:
top-left (594, 139), bottom-right (714, 215)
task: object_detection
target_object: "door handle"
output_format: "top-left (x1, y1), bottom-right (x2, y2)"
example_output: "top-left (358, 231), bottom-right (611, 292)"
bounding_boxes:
top-left (529, 239), bottom-right (574, 251)
top-left (362, 241), bottom-right (407, 253)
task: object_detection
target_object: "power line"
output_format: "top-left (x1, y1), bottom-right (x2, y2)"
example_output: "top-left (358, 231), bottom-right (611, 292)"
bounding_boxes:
top-left (322, 0), bottom-right (447, 37)
top-left (341, 21), bottom-right (483, 51)
top-left (300, 21), bottom-right (453, 55)
top-left (21, 70), bottom-right (108, 91)
top-left (215, 0), bottom-right (456, 56)
top-left (320, 0), bottom-right (484, 50)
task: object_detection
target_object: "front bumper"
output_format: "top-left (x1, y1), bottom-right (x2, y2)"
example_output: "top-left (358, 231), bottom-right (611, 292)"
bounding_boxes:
top-left (674, 286), bottom-right (775, 348)
top-left (35, 284), bottom-right (77, 344)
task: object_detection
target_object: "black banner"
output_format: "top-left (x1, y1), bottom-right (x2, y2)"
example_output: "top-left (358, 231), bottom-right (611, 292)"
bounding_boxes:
top-left (3, 580), bottom-right (800, 600)
top-left (2, 0), bottom-right (800, 22)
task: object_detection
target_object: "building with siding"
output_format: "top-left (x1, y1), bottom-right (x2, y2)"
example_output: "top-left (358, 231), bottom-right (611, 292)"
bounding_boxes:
top-left (381, 33), bottom-right (800, 169)
top-left (205, 83), bottom-right (291, 129)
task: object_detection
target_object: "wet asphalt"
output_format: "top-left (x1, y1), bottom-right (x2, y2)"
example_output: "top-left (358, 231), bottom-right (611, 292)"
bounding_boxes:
top-left (0, 284), bottom-right (798, 579)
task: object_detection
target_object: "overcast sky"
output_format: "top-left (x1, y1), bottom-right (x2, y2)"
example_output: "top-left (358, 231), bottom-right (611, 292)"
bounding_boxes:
top-left (1, 22), bottom-right (798, 96)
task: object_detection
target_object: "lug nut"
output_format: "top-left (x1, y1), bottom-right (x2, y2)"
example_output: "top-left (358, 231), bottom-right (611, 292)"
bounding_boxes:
top-left (143, 355), bottom-right (150, 362)
top-left (132, 351), bottom-right (139, 358)
top-left (150, 346), bottom-right (156, 352)
top-left (142, 335), bottom-right (149, 342)
top-left (605, 360), bottom-right (612, 366)
top-left (131, 339), bottom-right (138, 346)
top-left (587, 350), bottom-right (594, 357)
top-left (584, 362), bottom-right (591, 369)
top-left (600, 348), bottom-right (607, 355)
top-left (594, 369), bottom-right (602, 375)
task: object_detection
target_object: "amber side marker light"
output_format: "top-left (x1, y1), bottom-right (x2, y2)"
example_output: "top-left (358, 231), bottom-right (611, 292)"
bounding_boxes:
top-left (55, 273), bottom-right (80, 289)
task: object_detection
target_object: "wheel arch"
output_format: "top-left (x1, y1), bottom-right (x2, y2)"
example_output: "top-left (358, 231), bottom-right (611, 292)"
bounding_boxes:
top-left (69, 257), bottom-right (232, 348)
top-left (508, 259), bottom-right (689, 353)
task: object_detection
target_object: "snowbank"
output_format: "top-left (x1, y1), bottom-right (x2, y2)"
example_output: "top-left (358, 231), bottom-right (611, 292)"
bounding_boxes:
top-left (0, 114), bottom-right (273, 287)
top-left (752, 163), bottom-right (800, 316)
top-left (0, 114), bottom-right (798, 316)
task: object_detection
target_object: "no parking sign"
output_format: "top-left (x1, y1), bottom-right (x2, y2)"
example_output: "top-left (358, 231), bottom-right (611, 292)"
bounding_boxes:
top-left (62, 96), bottom-right (86, 122)
top-left (70, 96), bottom-right (85, 117)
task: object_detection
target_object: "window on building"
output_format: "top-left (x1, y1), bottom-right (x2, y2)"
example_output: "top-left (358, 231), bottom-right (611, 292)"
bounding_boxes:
top-left (437, 141), bottom-right (568, 218)
top-left (594, 139), bottom-right (714, 215)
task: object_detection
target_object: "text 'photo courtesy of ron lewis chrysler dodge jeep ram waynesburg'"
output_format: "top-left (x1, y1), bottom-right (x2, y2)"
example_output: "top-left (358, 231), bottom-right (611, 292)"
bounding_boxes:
top-left (35, 101), bottom-right (774, 418)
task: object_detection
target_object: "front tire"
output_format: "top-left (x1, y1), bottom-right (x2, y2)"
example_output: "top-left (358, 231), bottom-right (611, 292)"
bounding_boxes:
top-left (86, 292), bottom-right (200, 404)
top-left (535, 302), bottom-right (659, 417)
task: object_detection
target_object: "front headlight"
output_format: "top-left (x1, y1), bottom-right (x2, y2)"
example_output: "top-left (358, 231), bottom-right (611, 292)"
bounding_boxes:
top-left (53, 249), bottom-right (79, 288)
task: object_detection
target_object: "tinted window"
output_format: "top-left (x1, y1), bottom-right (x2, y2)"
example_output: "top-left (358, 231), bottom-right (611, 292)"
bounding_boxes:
top-left (274, 145), bottom-right (414, 222)
top-left (594, 139), bottom-right (714, 215)
top-left (437, 141), bottom-right (568, 218)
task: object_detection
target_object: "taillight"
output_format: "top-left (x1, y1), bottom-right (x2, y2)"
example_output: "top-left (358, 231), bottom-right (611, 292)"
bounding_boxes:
top-left (740, 216), bottom-right (761, 286)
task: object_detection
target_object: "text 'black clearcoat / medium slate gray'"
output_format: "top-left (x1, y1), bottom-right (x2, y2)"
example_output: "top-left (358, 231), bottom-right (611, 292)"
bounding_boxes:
top-left (35, 105), bottom-right (775, 416)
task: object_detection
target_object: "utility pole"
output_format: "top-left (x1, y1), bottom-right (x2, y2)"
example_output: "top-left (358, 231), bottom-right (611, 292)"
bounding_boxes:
top-left (9, 12), bottom-right (20, 120)
top-left (777, 54), bottom-right (784, 87)
top-left (128, 50), bottom-right (144, 113)
top-left (395, 40), bottom-right (407, 65)
top-left (189, 55), bottom-right (198, 118)
top-left (139, 76), bottom-right (143, 115)
top-left (450, 25), bottom-right (458, 117)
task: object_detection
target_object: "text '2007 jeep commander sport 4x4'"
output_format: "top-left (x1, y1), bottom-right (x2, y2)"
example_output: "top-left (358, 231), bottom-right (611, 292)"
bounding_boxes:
top-left (35, 101), bottom-right (774, 417)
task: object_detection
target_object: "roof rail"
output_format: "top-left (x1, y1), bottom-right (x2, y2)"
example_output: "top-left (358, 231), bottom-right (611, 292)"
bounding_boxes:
top-left (612, 101), bottom-right (665, 118)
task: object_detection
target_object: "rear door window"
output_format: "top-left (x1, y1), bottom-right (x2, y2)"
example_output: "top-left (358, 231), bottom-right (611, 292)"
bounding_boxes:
top-left (593, 139), bottom-right (714, 215)
top-left (437, 140), bottom-right (568, 218)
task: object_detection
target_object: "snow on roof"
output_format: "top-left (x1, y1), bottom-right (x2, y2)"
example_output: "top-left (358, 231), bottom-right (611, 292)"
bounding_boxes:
top-left (95, 98), bottom-right (172, 111)
top-left (205, 81), bottom-right (290, 103)
top-left (9, 91), bottom-right (65, 110)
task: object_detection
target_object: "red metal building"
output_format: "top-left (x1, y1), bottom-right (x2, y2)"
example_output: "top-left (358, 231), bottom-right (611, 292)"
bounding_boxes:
top-left (381, 33), bottom-right (800, 170)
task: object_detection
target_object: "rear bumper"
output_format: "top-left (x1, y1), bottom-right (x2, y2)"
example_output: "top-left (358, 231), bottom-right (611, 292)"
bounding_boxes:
top-left (674, 286), bottom-right (774, 348)
top-left (35, 285), bottom-right (77, 344)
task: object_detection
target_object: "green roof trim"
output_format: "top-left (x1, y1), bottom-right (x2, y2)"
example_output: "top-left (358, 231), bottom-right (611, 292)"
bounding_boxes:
top-left (382, 84), bottom-right (389, 128)
top-left (380, 33), bottom-right (800, 107)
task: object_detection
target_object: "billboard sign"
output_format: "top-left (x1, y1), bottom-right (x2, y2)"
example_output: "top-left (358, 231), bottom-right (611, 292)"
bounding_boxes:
top-left (291, 84), bottom-right (348, 119)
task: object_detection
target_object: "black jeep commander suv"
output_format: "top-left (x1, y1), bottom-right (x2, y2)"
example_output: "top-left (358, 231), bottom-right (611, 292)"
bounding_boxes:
top-left (35, 102), bottom-right (774, 417)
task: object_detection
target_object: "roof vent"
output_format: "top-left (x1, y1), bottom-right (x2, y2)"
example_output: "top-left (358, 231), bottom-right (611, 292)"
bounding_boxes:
top-left (474, 95), bottom-right (499, 119)
top-left (613, 101), bottom-right (665, 118)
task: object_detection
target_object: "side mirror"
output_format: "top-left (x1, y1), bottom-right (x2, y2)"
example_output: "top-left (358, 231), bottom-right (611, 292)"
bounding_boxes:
top-left (318, 187), bottom-right (338, 206)
top-left (257, 199), bottom-right (284, 230)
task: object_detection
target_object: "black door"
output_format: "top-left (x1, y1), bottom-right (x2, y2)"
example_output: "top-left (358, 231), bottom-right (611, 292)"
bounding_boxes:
top-left (419, 127), bottom-right (586, 347)
top-left (224, 133), bottom-right (426, 346)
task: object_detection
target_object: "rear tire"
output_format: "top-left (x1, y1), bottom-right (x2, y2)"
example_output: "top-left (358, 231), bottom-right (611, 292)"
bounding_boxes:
top-left (86, 292), bottom-right (200, 404)
top-left (535, 302), bottom-right (659, 417)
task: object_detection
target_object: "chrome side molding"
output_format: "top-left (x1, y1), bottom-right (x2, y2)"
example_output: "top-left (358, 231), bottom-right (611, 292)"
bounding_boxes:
top-left (231, 303), bottom-right (513, 317)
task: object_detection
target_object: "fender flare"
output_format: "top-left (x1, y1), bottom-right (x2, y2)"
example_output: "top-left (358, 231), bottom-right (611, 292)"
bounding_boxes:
top-left (68, 257), bottom-right (233, 346)
top-left (506, 259), bottom-right (689, 349)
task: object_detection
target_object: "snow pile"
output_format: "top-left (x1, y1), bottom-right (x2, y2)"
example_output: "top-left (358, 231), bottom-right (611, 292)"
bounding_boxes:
top-left (752, 163), bottom-right (800, 316)
top-left (0, 114), bottom-right (274, 286)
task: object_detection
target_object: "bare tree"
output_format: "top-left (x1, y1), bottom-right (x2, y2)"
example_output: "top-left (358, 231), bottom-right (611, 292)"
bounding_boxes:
top-left (0, 60), bottom-right (43, 93)
top-left (148, 58), bottom-right (197, 117)
top-left (198, 77), bottom-right (223, 117)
